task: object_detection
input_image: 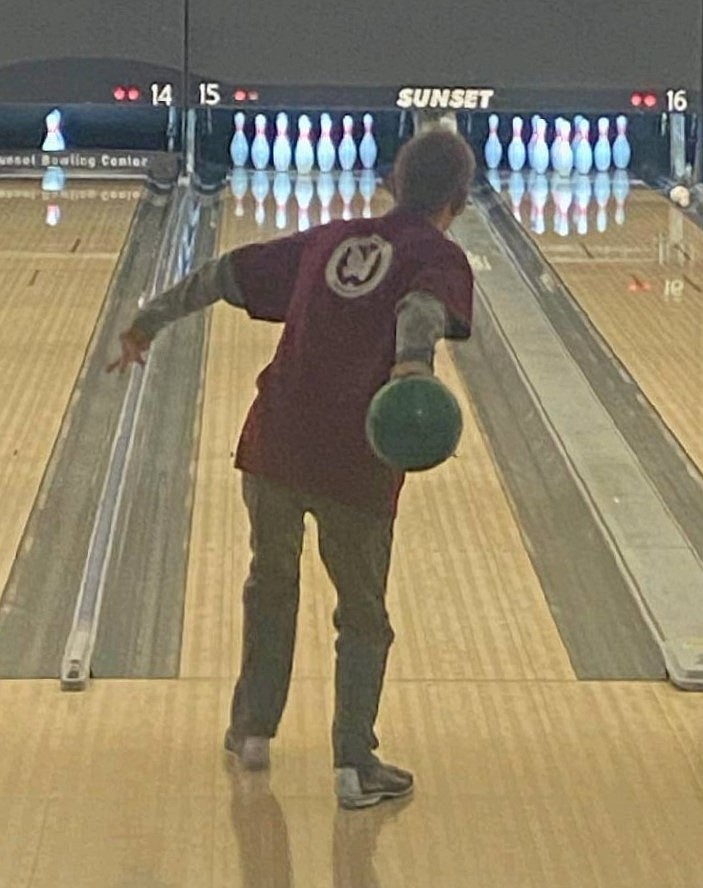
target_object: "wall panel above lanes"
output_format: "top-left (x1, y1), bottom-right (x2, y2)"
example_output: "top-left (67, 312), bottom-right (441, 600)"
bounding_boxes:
top-left (0, 0), bottom-right (185, 104)
top-left (188, 0), bottom-right (702, 110)
top-left (0, 0), bottom-right (700, 111)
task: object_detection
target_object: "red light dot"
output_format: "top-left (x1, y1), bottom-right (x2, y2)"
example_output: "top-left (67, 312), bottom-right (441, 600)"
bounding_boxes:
top-left (113, 86), bottom-right (126, 101)
top-left (644, 93), bottom-right (657, 108)
top-left (128, 87), bottom-right (140, 101)
top-left (234, 89), bottom-right (247, 102)
top-left (248, 90), bottom-right (259, 101)
top-left (631, 93), bottom-right (643, 107)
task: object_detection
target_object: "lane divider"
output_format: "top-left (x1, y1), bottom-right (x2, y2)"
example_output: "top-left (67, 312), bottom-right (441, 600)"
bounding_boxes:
top-left (60, 183), bottom-right (201, 691)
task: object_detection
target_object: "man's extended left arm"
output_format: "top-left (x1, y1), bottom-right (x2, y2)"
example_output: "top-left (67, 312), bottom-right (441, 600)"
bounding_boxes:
top-left (106, 254), bottom-right (244, 373)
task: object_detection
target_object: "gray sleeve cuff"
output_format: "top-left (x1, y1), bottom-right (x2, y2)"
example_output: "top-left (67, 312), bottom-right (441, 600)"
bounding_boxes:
top-left (132, 253), bottom-right (245, 339)
top-left (395, 290), bottom-right (447, 366)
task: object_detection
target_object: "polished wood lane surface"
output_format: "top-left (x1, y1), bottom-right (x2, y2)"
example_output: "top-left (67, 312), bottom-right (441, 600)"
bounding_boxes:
top-left (0, 181), bottom-right (139, 602)
top-left (523, 183), bottom-right (703, 471)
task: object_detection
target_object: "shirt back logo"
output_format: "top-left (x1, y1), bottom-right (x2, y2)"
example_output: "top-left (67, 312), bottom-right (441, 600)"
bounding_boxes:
top-left (325, 235), bottom-right (394, 299)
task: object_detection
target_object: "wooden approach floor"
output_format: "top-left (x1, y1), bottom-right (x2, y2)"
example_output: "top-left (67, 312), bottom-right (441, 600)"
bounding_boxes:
top-left (1, 175), bottom-right (703, 887)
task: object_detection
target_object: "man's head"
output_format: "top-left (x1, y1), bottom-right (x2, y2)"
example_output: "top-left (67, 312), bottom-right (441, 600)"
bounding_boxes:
top-left (391, 129), bottom-right (476, 225)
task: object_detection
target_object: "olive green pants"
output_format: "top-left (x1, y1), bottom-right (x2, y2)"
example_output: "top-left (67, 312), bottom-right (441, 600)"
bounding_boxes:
top-left (229, 472), bottom-right (396, 767)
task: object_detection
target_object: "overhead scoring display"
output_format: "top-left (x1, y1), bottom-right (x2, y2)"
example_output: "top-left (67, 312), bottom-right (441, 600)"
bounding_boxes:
top-left (190, 81), bottom-right (693, 116)
top-left (194, 83), bottom-right (499, 111)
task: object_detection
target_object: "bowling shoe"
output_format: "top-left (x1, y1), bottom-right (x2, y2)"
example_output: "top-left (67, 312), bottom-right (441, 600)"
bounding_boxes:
top-left (335, 760), bottom-right (414, 809)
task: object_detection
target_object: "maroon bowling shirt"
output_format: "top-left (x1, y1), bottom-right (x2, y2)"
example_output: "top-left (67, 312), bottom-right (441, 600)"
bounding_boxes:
top-left (229, 209), bottom-right (473, 516)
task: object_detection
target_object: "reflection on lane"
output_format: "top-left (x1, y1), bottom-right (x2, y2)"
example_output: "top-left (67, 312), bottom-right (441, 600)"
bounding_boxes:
top-left (506, 176), bottom-right (703, 472)
top-left (489, 169), bottom-right (631, 237)
top-left (0, 178), bottom-right (142, 242)
top-left (504, 177), bottom-right (699, 273)
top-left (229, 169), bottom-right (380, 230)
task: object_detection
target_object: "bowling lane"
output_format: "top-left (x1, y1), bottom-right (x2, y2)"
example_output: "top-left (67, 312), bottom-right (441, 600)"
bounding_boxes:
top-left (0, 179), bottom-right (140, 602)
top-left (179, 171), bottom-right (574, 684)
top-left (511, 176), bottom-right (703, 471)
top-left (6, 173), bottom-right (703, 888)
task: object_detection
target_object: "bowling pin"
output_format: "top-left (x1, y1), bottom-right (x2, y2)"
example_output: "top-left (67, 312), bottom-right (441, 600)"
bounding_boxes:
top-left (550, 118), bottom-right (563, 169)
top-left (553, 119), bottom-right (573, 177)
top-left (338, 170), bottom-right (356, 219)
top-left (273, 172), bottom-right (292, 229)
top-left (574, 118), bottom-right (593, 175)
top-left (317, 172), bottom-right (335, 224)
top-left (359, 168), bottom-right (376, 218)
top-left (294, 114), bottom-right (315, 174)
top-left (563, 120), bottom-right (574, 167)
top-left (593, 171), bottom-right (611, 232)
top-left (528, 115), bottom-right (540, 169)
top-left (594, 117), bottom-right (611, 172)
top-left (317, 113), bottom-right (336, 173)
top-left (295, 174), bottom-right (314, 230)
top-left (272, 112), bottom-right (292, 172)
top-left (338, 115), bottom-right (357, 171)
top-left (230, 167), bottom-right (248, 216)
top-left (484, 114), bottom-right (502, 170)
top-left (572, 115), bottom-right (583, 150)
top-left (42, 109), bottom-right (65, 151)
top-left (229, 112), bottom-right (249, 168)
top-left (612, 115), bottom-right (631, 170)
top-left (359, 113), bottom-right (378, 169)
top-left (532, 119), bottom-right (549, 175)
top-left (508, 117), bottom-right (526, 172)
top-left (251, 114), bottom-right (270, 170)
top-left (612, 169), bottom-right (630, 225)
top-left (508, 171), bottom-right (525, 222)
top-left (251, 170), bottom-right (270, 225)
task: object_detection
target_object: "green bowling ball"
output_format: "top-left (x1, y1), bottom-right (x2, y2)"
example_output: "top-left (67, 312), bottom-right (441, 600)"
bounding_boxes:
top-left (365, 376), bottom-right (463, 472)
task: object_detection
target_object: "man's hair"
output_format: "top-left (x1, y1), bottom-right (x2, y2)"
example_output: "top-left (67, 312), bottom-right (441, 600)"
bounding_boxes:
top-left (391, 129), bottom-right (476, 216)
